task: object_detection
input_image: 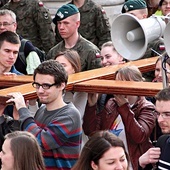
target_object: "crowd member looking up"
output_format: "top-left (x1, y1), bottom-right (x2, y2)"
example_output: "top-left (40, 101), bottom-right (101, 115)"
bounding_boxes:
top-left (1, 0), bottom-right (56, 53)
top-left (0, 30), bottom-right (21, 75)
top-left (72, 130), bottom-right (129, 170)
top-left (0, 9), bottom-right (41, 75)
top-left (100, 41), bottom-right (125, 67)
top-left (0, 131), bottom-right (45, 170)
top-left (5, 60), bottom-right (82, 170)
top-left (83, 66), bottom-right (156, 170)
top-left (139, 87), bottom-right (170, 170)
top-left (54, 0), bottom-right (111, 49)
top-left (54, 49), bottom-right (88, 147)
top-left (47, 4), bottom-right (101, 71)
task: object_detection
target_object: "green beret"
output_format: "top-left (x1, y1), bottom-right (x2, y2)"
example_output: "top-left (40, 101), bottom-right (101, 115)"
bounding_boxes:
top-left (53, 4), bottom-right (79, 24)
top-left (121, 0), bottom-right (147, 13)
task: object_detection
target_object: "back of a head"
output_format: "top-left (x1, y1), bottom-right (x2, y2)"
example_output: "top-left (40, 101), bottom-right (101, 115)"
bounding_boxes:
top-left (115, 65), bottom-right (144, 81)
top-left (5, 131), bottom-right (45, 170)
top-left (33, 60), bottom-right (68, 86)
top-left (0, 31), bottom-right (20, 48)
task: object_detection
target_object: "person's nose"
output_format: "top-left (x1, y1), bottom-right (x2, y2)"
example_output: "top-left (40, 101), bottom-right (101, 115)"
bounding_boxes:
top-left (158, 70), bottom-right (162, 78)
top-left (115, 161), bottom-right (123, 170)
top-left (37, 85), bottom-right (45, 93)
top-left (102, 57), bottom-right (107, 65)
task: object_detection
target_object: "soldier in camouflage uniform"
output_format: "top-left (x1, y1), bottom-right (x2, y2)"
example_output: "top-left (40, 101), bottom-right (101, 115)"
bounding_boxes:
top-left (47, 4), bottom-right (101, 71)
top-left (54, 0), bottom-right (111, 49)
top-left (1, 0), bottom-right (56, 53)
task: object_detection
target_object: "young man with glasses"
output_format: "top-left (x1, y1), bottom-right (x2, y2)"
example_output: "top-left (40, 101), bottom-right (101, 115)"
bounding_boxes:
top-left (139, 87), bottom-right (170, 169)
top-left (5, 60), bottom-right (82, 170)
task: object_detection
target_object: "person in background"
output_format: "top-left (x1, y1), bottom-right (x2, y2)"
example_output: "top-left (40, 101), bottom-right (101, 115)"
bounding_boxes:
top-left (159, 0), bottom-right (170, 16)
top-left (1, 0), bottom-right (56, 53)
top-left (100, 41), bottom-right (125, 67)
top-left (47, 4), bottom-right (101, 71)
top-left (54, 49), bottom-right (88, 147)
top-left (6, 60), bottom-right (82, 170)
top-left (72, 130), bottom-right (129, 170)
top-left (83, 66), bottom-right (156, 170)
top-left (0, 30), bottom-right (21, 75)
top-left (139, 87), bottom-right (170, 170)
top-left (0, 9), bottom-right (41, 75)
top-left (145, 0), bottom-right (161, 16)
top-left (0, 131), bottom-right (45, 170)
top-left (54, 0), bottom-right (111, 49)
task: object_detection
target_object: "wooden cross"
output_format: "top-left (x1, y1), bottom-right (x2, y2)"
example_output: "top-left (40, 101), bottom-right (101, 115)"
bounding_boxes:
top-left (0, 56), bottom-right (162, 104)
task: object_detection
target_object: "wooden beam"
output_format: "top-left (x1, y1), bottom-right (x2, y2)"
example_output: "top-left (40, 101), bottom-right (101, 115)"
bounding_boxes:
top-left (0, 56), bottom-right (158, 89)
top-left (73, 79), bottom-right (163, 96)
top-left (0, 83), bottom-right (36, 105)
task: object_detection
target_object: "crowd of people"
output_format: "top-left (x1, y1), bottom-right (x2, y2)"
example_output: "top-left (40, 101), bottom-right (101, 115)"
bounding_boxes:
top-left (0, 0), bottom-right (169, 170)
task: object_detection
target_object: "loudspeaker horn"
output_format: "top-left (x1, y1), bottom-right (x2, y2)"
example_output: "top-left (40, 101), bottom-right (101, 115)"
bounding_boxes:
top-left (111, 13), bottom-right (166, 60)
top-left (164, 21), bottom-right (170, 57)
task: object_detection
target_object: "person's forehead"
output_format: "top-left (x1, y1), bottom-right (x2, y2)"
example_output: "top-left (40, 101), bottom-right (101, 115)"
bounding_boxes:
top-left (156, 100), bottom-right (170, 111)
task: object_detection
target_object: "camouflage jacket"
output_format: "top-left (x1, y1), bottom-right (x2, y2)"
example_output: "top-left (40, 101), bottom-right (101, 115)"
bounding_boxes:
top-left (1, 0), bottom-right (56, 53)
top-left (47, 35), bottom-right (101, 71)
top-left (54, 0), bottom-right (111, 49)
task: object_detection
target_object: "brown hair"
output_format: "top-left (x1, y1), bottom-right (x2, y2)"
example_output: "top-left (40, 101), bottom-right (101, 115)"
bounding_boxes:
top-left (5, 131), bottom-right (45, 170)
top-left (54, 49), bottom-right (81, 73)
top-left (115, 65), bottom-right (144, 82)
top-left (72, 131), bottom-right (129, 170)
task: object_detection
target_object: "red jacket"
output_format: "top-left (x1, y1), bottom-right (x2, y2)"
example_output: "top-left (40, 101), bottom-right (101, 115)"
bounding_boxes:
top-left (83, 96), bottom-right (156, 170)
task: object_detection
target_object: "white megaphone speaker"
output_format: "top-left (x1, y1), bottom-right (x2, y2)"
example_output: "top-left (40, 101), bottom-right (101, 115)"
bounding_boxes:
top-left (111, 13), bottom-right (166, 60)
top-left (164, 21), bottom-right (170, 57)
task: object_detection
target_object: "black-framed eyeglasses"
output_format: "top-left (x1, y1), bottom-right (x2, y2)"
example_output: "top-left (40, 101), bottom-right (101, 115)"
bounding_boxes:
top-left (0, 22), bottom-right (15, 27)
top-left (32, 82), bottom-right (57, 90)
top-left (153, 110), bottom-right (170, 119)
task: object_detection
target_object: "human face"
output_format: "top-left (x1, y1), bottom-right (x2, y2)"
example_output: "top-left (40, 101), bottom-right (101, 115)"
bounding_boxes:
top-left (57, 15), bottom-right (80, 40)
top-left (101, 46), bottom-right (123, 67)
top-left (154, 60), bottom-right (170, 82)
top-left (34, 73), bottom-right (65, 106)
top-left (161, 0), bottom-right (170, 16)
top-left (0, 139), bottom-right (14, 170)
top-left (91, 147), bottom-right (128, 170)
top-left (156, 100), bottom-right (170, 134)
top-left (0, 41), bottom-right (20, 72)
top-left (127, 9), bottom-right (147, 19)
top-left (0, 15), bottom-right (17, 34)
top-left (55, 55), bottom-right (75, 75)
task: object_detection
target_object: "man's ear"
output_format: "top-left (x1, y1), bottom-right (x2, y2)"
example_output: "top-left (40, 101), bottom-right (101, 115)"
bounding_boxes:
top-left (60, 82), bottom-right (66, 91)
top-left (91, 161), bottom-right (98, 170)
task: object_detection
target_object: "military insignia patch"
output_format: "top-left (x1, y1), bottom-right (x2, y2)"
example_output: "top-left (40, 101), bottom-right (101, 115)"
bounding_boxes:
top-left (57, 11), bottom-right (64, 19)
top-left (44, 12), bottom-right (49, 19)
